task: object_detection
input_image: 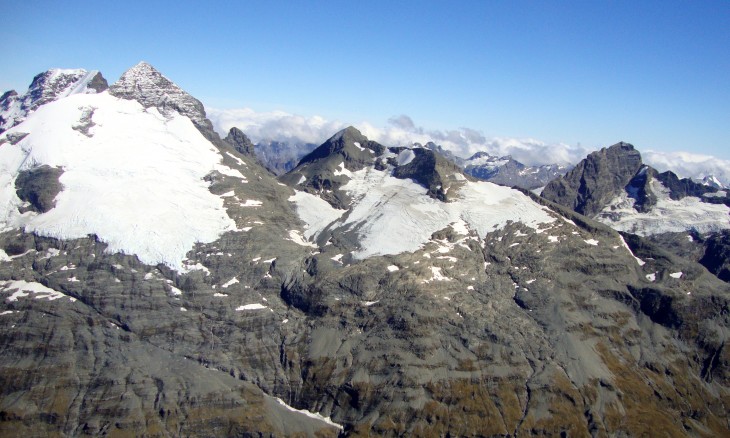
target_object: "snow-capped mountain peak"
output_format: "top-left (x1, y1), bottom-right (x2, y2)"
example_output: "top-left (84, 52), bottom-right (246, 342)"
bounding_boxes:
top-left (699, 175), bottom-right (726, 189)
top-left (0, 68), bottom-right (107, 133)
top-left (0, 63), bottom-right (255, 270)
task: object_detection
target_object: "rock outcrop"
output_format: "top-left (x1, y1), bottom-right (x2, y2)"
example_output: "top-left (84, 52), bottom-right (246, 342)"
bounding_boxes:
top-left (542, 142), bottom-right (643, 216)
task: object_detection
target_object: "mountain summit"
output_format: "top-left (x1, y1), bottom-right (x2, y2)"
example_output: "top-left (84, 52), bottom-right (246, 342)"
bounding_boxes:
top-left (108, 61), bottom-right (213, 132)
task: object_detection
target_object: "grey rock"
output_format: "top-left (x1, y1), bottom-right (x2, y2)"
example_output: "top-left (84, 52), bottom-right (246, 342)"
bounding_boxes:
top-left (224, 127), bottom-right (255, 156)
top-left (699, 230), bottom-right (730, 282)
top-left (279, 126), bottom-right (385, 208)
top-left (542, 141), bottom-right (643, 216)
top-left (14, 165), bottom-right (63, 213)
top-left (392, 147), bottom-right (464, 201)
top-left (85, 71), bottom-right (109, 93)
top-left (108, 61), bottom-right (214, 133)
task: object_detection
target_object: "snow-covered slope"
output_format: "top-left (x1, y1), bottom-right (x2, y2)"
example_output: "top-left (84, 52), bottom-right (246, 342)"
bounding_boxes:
top-left (0, 82), bottom-right (243, 269)
top-left (288, 135), bottom-right (556, 259)
top-left (595, 177), bottom-right (730, 235)
top-left (0, 69), bottom-right (107, 133)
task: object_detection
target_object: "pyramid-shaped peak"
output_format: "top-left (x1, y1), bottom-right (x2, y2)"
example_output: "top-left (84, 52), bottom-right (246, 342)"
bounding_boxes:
top-left (328, 126), bottom-right (364, 142)
top-left (111, 61), bottom-right (170, 90)
top-left (109, 61), bottom-right (210, 129)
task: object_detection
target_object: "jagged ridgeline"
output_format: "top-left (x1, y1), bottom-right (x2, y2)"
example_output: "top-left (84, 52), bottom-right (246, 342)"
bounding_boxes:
top-left (0, 62), bottom-right (728, 437)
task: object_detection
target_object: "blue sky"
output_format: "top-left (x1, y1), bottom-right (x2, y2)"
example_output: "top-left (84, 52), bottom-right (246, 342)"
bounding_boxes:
top-left (2, 0), bottom-right (729, 160)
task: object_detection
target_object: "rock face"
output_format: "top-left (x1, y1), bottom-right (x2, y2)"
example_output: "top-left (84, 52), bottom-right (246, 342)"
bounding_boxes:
top-left (541, 141), bottom-right (730, 284)
top-left (224, 126), bottom-right (256, 156)
top-left (1, 63), bottom-right (730, 437)
top-left (14, 165), bottom-right (64, 213)
top-left (542, 142), bottom-right (643, 216)
top-left (391, 147), bottom-right (464, 201)
top-left (108, 61), bottom-right (213, 133)
top-left (279, 126), bottom-right (386, 208)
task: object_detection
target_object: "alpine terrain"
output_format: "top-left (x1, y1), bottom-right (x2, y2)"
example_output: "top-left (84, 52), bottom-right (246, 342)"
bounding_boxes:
top-left (0, 63), bottom-right (729, 437)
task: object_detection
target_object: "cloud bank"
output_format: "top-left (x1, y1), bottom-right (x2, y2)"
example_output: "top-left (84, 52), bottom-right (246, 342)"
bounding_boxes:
top-left (207, 107), bottom-right (730, 186)
top-left (207, 108), bottom-right (586, 166)
top-left (643, 150), bottom-right (730, 186)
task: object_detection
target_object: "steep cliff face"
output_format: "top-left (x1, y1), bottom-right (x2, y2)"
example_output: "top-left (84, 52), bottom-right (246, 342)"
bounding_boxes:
top-left (542, 142), bottom-right (644, 217)
top-left (1, 63), bottom-right (729, 437)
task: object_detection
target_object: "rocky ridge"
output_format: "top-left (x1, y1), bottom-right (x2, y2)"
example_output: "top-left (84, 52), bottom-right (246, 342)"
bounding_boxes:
top-left (0, 63), bottom-right (729, 437)
top-left (0, 68), bottom-right (107, 133)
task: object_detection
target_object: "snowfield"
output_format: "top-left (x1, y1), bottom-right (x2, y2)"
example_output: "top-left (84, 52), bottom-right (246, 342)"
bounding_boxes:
top-left (0, 92), bottom-right (239, 270)
top-left (595, 178), bottom-right (730, 235)
top-left (290, 166), bottom-right (556, 259)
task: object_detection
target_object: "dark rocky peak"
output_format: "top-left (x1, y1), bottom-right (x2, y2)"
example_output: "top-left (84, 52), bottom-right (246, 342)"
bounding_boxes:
top-left (108, 61), bottom-right (213, 132)
top-left (542, 141), bottom-right (644, 216)
top-left (654, 169), bottom-right (721, 201)
top-left (422, 141), bottom-right (465, 166)
top-left (623, 166), bottom-right (657, 213)
top-left (224, 127), bottom-right (255, 156)
top-left (1, 68), bottom-right (107, 133)
top-left (280, 126), bottom-right (386, 208)
top-left (392, 147), bottom-right (465, 202)
top-left (699, 175), bottom-right (726, 190)
top-left (297, 126), bottom-right (384, 166)
top-left (25, 69), bottom-right (108, 110)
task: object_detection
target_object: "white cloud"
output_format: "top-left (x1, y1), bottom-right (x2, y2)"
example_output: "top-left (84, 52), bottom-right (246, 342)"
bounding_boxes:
top-left (643, 150), bottom-right (730, 186)
top-left (206, 107), bottom-right (347, 145)
top-left (207, 107), bottom-right (586, 166)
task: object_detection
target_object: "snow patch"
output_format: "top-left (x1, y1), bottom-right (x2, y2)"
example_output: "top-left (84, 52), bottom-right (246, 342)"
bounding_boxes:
top-left (584, 239), bottom-right (599, 246)
top-left (288, 191), bottom-right (346, 239)
top-left (221, 277), bottom-right (239, 288)
top-left (424, 266), bottom-right (451, 283)
top-left (236, 303), bottom-right (267, 311)
top-left (240, 199), bottom-right (263, 207)
top-left (1, 280), bottom-right (75, 302)
top-left (387, 265), bottom-right (399, 272)
top-left (619, 236), bottom-right (646, 266)
top-left (333, 161), bottom-right (352, 177)
top-left (670, 272), bottom-right (683, 279)
top-left (397, 149), bottom-right (416, 166)
top-left (273, 397), bottom-right (343, 431)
